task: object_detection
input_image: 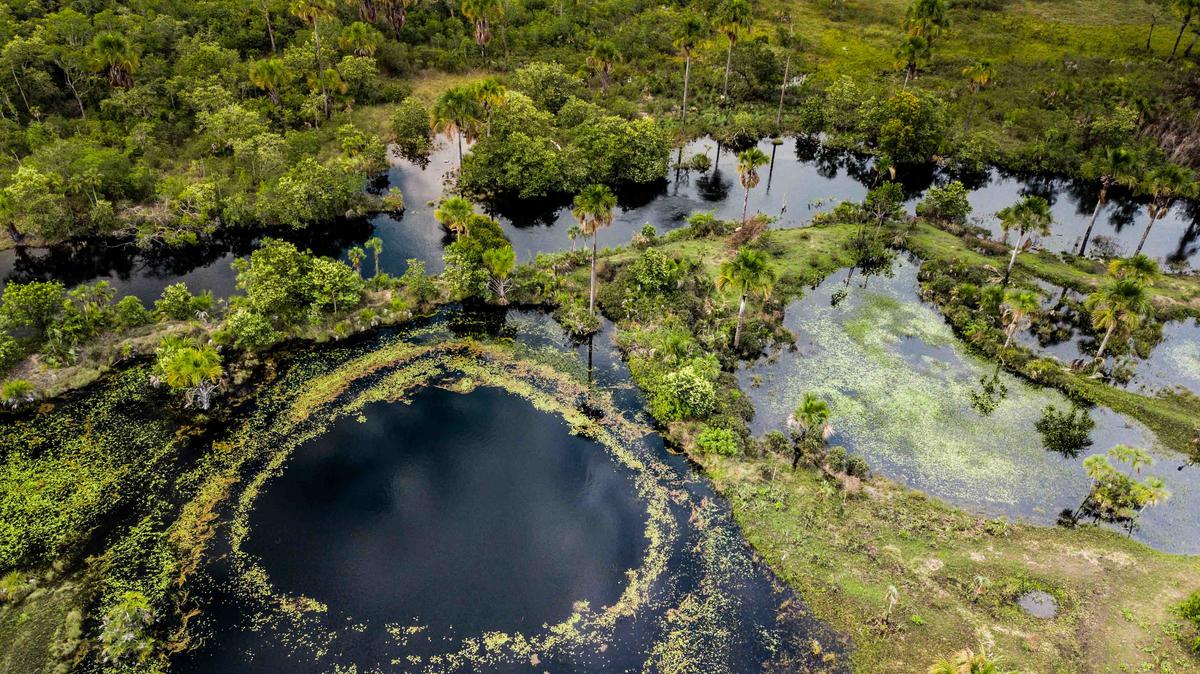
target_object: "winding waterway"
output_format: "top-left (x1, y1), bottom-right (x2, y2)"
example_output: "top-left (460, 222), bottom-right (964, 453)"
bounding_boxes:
top-left (3, 136), bottom-right (1197, 304)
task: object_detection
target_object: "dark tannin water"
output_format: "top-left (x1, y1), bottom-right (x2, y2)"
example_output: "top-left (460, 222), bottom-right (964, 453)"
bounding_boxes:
top-left (173, 312), bottom-right (849, 673)
top-left (3, 136), bottom-right (1197, 302)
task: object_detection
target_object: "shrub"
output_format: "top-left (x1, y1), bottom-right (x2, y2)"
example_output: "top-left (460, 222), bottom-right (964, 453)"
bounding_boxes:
top-left (510, 62), bottom-right (583, 113)
top-left (0, 332), bottom-right (21, 372)
top-left (155, 283), bottom-right (213, 321)
top-left (917, 181), bottom-right (972, 224)
top-left (0, 379), bottom-right (34, 408)
top-left (223, 309), bottom-right (279, 351)
top-left (762, 430), bottom-right (790, 455)
top-left (1178, 590), bottom-right (1200, 653)
top-left (399, 258), bottom-right (438, 305)
top-left (389, 96), bottom-right (432, 161)
top-left (1035, 404), bottom-right (1095, 456)
top-left (696, 427), bottom-right (741, 456)
top-left (99, 591), bottom-right (154, 663)
top-left (114, 296), bottom-right (152, 328)
top-left (649, 358), bottom-right (718, 422)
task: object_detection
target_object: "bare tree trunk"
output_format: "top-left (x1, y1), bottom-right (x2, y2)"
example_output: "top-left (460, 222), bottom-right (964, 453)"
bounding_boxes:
top-left (265, 7), bottom-right (277, 52)
top-left (680, 54), bottom-right (692, 123)
top-left (722, 40), bottom-right (734, 104)
top-left (734, 294), bottom-right (747, 348)
top-left (1146, 13), bottom-right (1158, 51)
top-left (1079, 185), bottom-right (1107, 256)
top-left (1096, 321), bottom-right (1117, 360)
top-left (60, 65), bottom-right (86, 119)
top-left (1004, 235), bottom-right (1022, 285)
top-left (1170, 12), bottom-right (1193, 61)
top-left (312, 19), bottom-right (330, 118)
top-left (1135, 209), bottom-right (1159, 254)
top-left (776, 53), bottom-right (790, 129)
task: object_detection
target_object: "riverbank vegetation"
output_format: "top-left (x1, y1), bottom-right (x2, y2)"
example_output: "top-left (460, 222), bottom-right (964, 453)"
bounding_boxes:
top-left (4, 0), bottom-right (1200, 249)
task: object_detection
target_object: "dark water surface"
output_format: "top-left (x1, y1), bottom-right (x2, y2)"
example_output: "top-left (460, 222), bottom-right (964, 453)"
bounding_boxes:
top-left (248, 386), bottom-right (646, 636)
top-left (174, 310), bottom-right (848, 673)
top-left (4, 136), bottom-right (1198, 303)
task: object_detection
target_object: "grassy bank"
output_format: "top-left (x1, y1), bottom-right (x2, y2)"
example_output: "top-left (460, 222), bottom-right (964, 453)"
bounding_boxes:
top-left (702, 449), bottom-right (1200, 673)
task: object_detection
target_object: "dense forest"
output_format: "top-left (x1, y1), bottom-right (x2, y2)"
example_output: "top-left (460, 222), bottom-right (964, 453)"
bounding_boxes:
top-left (2, 0), bottom-right (1200, 673)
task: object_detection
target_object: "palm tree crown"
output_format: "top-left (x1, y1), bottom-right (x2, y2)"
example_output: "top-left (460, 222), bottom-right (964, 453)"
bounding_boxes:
top-left (434, 196), bottom-right (475, 239)
top-left (716, 246), bottom-right (776, 348)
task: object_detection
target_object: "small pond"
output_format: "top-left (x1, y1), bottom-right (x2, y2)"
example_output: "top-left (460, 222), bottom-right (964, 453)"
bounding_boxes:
top-left (736, 256), bottom-right (1200, 554)
top-left (173, 310), bottom-right (848, 673)
top-left (4, 136), bottom-right (1198, 303)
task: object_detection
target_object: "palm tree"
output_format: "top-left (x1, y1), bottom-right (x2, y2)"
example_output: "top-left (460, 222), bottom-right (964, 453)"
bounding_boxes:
top-left (567, 224), bottom-right (581, 251)
top-left (249, 58), bottom-right (288, 107)
top-left (996, 195), bottom-right (1053, 285)
top-left (716, 0), bottom-right (752, 105)
top-left (1108, 253), bottom-right (1159, 284)
top-left (1085, 278), bottom-right (1151, 361)
top-left (162, 344), bottom-right (223, 410)
top-left (1078, 147), bottom-right (1136, 256)
top-left (434, 196), bottom-right (474, 239)
top-left (365, 236), bottom-right (383, 277)
top-left (432, 85), bottom-right (482, 169)
top-left (460, 0), bottom-right (504, 50)
top-left (376, 0), bottom-right (418, 32)
top-left (927, 644), bottom-right (1007, 674)
top-left (1136, 163), bottom-right (1194, 254)
top-left (716, 247), bottom-right (776, 349)
top-left (470, 78), bottom-right (506, 137)
top-left (91, 33), bottom-right (138, 88)
top-left (895, 35), bottom-right (927, 87)
top-left (905, 0), bottom-right (950, 51)
top-left (571, 184), bottom-right (618, 315)
top-left (1000, 289), bottom-right (1038, 349)
top-left (961, 59), bottom-right (994, 131)
top-left (482, 244), bottom-right (516, 304)
top-left (587, 40), bottom-right (620, 94)
top-left (786, 392), bottom-right (832, 469)
top-left (674, 13), bottom-right (710, 123)
top-left (347, 246), bottom-right (365, 276)
top-left (1170, 0), bottom-right (1200, 61)
top-left (775, 21), bottom-right (796, 129)
top-left (737, 147), bottom-right (770, 225)
top-left (289, 0), bottom-right (337, 117)
top-left (339, 21), bottom-right (382, 56)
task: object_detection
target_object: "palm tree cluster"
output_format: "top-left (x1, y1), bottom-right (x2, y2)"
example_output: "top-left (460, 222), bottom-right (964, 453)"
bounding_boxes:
top-left (432, 78), bottom-right (508, 169)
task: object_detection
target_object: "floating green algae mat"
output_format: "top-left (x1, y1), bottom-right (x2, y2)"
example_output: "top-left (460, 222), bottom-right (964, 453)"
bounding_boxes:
top-left (738, 258), bottom-right (1199, 554)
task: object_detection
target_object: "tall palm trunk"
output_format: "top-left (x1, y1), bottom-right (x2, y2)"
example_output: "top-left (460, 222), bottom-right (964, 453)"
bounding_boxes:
top-left (456, 130), bottom-right (464, 170)
top-left (1004, 233), bottom-right (1023, 285)
top-left (312, 19), bottom-right (330, 118)
top-left (1078, 185), bottom-right (1108, 256)
top-left (1135, 208), bottom-right (1160, 254)
top-left (680, 53), bottom-right (692, 122)
top-left (1146, 13), bottom-right (1158, 51)
top-left (776, 53), bottom-right (790, 129)
top-left (589, 235), bottom-right (598, 314)
top-left (721, 38), bottom-right (734, 104)
top-left (1096, 321), bottom-right (1118, 360)
top-left (734, 293), bottom-right (747, 348)
top-left (1170, 11), bottom-right (1193, 61)
top-left (742, 183), bottom-right (751, 225)
top-left (1003, 324), bottom-right (1017, 349)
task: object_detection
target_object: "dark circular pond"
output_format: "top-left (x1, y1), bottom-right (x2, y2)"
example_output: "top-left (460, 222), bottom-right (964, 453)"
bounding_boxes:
top-left (245, 384), bottom-right (647, 637)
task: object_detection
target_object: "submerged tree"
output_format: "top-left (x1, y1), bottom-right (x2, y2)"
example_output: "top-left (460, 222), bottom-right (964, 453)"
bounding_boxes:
top-left (716, 246), bottom-right (776, 349)
top-left (786, 392), bottom-right (833, 469)
top-left (572, 184), bottom-right (617, 315)
top-left (736, 146), bottom-right (770, 225)
top-left (997, 195), bottom-right (1053, 285)
top-left (1078, 147), bottom-right (1136, 256)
